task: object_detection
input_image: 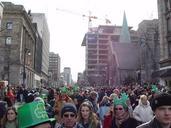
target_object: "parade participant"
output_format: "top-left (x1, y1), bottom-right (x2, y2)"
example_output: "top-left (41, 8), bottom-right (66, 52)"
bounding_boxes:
top-left (137, 92), bottom-right (171, 128)
top-left (103, 102), bottom-right (114, 128)
top-left (1, 107), bottom-right (18, 128)
top-left (82, 90), bottom-right (90, 100)
top-left (98, 95), bottom-right (111, 122)
top-left (41, 94), bottom-right (55, 118)
top-left (18, 101), bottom-right (55, 128)
top-left (110, 93), bottom-right (139, 128)
top-left (109, 93), bottom-right (118, 102)
top-left (148, 85), bottom-right (159, 105)
top-left (6, 87), bottom-right (15, 106)
top-left (54, 86), bottom-right (73, 123)
top-left (47, 88), bottom-right (55, 103)
top-left (0, 99), bottom-right (7, 127)
top-left (25, 92), bottom-right (34, 103)
top-left (55, 103), bottom-right (83, 128)
top-left (113, 89), bottom-right (120, 97)
top-left (133, 94), bottom-right (154, 124)
top-left (16, 86), bottom-right (23, 102)
top-left (88, 91), bottom-right (98, 113)
top-left (78, 101), bottom-right (101, 128)
top-left (72, 84), bottom-right (84, 110)
top-left (4, 92), bottom-right (13, 107)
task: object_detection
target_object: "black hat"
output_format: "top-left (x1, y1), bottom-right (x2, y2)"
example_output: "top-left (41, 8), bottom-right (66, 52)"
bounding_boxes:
top-left (61, 103), bottom-right (77, 117)
top-left (151, 92), bottom-right (171, 111)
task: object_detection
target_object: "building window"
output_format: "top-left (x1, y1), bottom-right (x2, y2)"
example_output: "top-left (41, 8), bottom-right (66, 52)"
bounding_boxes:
top-left (5, 36), bottom-right (12, 45)
top-left (167, 17), bottom-right (171, 34)
top-left (165, 0), bottom-right (171, 12)
top-left (168, 0), bottom-right (171, 10)
top-left (168, 41), bottom-right (171, 56)
top-left (111, 35), bottom-right (119, 42)
top-left (102, 28), bottom-right (114, 33)
top-left (6, 22), bottom-right (13, 30)
top-left (87, 34), bottom-right (97, 43)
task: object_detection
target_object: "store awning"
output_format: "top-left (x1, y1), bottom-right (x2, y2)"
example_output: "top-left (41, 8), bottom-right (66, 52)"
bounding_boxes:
top-left (160, 68), bottom-right (171, 77)
top-left (152, 68), bottom-right (171, 78)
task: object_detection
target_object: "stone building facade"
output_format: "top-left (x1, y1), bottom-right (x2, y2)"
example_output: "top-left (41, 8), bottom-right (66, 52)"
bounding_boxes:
top-left (157, 0), bottom-right (171, 86)
top-left (0, 2), bottom-right (36, 88)
top-left (137, 19), bottom-right (160, 83)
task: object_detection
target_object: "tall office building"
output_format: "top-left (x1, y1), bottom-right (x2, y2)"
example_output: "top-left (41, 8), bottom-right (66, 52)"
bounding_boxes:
top-left (48, 52), bottom-right (61, 87)
top-left (31, 13), bottom-right (50, 85)
top-left (63, 67), bottom-right (72, 86)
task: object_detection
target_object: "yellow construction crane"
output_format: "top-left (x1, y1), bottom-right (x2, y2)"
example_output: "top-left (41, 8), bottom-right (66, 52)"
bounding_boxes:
top-left (56, 8), bottom-right (111, 31)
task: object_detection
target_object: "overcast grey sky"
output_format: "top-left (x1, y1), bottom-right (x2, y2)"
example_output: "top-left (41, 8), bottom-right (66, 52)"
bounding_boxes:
top-left (1, 0), bottom-right (158, 81)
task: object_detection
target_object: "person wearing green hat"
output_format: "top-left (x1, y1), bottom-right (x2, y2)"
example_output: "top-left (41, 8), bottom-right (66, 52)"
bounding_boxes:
top-left (39, 93), bottom-right (55, 118)
top-left (18, 101), bottom-right (55, 128)
top-left (109, 94), bottom-right (140, 128)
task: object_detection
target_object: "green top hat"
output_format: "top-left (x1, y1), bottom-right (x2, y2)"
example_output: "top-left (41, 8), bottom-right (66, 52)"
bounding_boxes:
top-left (18, 101), bottom-right (55, 128)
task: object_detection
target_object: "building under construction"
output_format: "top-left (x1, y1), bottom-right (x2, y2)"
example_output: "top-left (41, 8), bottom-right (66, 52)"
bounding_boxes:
top-left (81, 12), bottom-right (140, 86)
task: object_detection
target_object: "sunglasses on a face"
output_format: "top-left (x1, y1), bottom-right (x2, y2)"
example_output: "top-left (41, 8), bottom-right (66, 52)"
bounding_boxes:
top-left (63, 114), bottom-right (75, 118)
top-left (114, 107), bottom-right (124, 111)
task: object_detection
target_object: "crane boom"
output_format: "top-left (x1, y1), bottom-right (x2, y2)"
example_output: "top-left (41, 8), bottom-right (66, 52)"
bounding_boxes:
top-left (56, 8), bottom-right (111, 31)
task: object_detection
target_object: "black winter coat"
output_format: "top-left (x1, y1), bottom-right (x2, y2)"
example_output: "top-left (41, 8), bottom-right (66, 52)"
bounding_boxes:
top-left (110, 117), bottom-right (139, 128)
top-left (136, 118), bottom-right (170, 128)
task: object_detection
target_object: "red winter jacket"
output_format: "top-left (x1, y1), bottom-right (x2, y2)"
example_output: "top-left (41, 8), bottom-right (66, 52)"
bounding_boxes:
top-left (103, 114), bottom-right (113, 128)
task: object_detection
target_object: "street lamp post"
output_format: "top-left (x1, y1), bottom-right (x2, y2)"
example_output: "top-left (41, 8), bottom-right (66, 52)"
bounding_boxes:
top-left (5, 37), bottom-right (12, 84)
top-left (22, 48), bottom-right (30, 87)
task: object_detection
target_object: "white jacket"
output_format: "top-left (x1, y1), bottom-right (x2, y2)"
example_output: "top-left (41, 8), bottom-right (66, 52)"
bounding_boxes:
top-left (133, 100), bottom-right (154, 123)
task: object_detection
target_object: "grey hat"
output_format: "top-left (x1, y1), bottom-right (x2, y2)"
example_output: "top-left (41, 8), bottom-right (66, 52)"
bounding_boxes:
top-left (61, 103), bottom-right (77, 117)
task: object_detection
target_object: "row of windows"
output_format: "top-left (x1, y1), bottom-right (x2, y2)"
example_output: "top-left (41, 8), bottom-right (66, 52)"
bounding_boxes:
top-left (88, 55), bottom-right (97, 59)
top-left (99, 50), bottom-right (108, 54)
top-left (88, 50), bottom-right (108, 55)
top-left (87, 45), bottom-right (108, 49)
top-left (98, 35), bottom-right (108, 38)
top-left (87, 71), bottom-right (107, 75)
top-left (1, 22), bottom-right (13, 45)
top-left (99, 45), bottom-right (108, 49)
top-left (87, 58), bottom-right (108, 64)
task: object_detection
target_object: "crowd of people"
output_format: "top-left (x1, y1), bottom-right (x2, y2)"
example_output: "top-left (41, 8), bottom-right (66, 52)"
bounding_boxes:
top-left (0, 83), bottom-right (171, 128)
